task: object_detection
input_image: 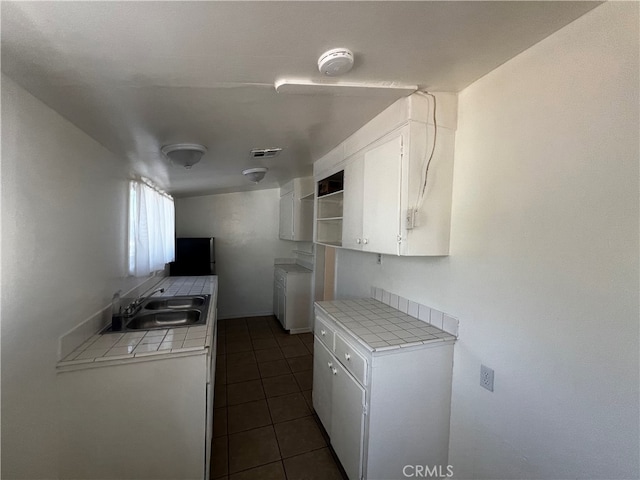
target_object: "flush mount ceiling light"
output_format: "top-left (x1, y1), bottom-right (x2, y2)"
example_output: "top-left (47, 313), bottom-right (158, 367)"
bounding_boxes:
top-left (318, 48), bottom-right (354, 76)
top-left (161, 143), bottom-right (207, 169)
top-left (242, 167), bottom-right (268, 184)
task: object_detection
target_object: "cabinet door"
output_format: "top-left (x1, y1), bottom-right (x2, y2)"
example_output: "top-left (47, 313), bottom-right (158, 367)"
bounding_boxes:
top-left (312, 339), bottom-right (334, 436)
top-left (274, 282), bottom-right (285, 325)
top-left (294, 197), bottom-right (314, 241)
top-left (342, 154), bottom-right (364, 250)
top-left (331, 360), bottom-right (366, 480)
top-left (283, 273), bottom-right (312, 333)
top-left (273, 280), bottom-right (280, 318)
top-left (278, 284), bottom-right (286, 328)
top-left (362, 134), bottom-right (403, 255)
top-left (279, 192), bottom-right (294, 240)
top-left (205, 381), bottom-right (213, 480)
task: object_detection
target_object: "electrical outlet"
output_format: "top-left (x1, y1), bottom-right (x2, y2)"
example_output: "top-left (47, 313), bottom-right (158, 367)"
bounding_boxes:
top-left (406, 208), bottom-right (416, 229)
top-left (376, 253), bottom-right (382, 265)
top-left (480, 364), bottom-right (494, 392)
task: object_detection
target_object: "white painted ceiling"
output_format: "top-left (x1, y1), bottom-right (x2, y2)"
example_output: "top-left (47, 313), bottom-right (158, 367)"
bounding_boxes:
top-left (1, 1), bottom-right (599, 197)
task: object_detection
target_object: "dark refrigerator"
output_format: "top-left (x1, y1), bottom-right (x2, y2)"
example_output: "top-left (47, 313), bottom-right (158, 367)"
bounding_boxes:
top-left (170, 237), bottom-right (216, 276)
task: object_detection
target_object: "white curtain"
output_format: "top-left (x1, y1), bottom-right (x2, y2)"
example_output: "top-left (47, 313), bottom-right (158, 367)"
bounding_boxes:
top-left (128, 180), bottom-right (175, 276)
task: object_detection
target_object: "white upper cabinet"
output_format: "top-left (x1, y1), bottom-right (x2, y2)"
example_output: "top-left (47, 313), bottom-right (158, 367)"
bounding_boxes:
top-left (341, 154), bottom-right (364, 250)
top-left (279, 177), bottom-right (314, 241)
top-left (342, 135), bottom-right (403, 254)
top-left (361, 134), bottom-right (403, 255)
top-left (313, 93), bottom-right (457, 256)
top-left (279, 191), bottom-right (294, 239)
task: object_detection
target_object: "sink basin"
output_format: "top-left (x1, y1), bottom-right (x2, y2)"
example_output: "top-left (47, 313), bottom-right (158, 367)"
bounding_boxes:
top-left (144, 296), bottom-right (206, 310)
top-left (108, 294), bottom-right (211, 332)
top-left (125, 310), bottom-right (202, 330)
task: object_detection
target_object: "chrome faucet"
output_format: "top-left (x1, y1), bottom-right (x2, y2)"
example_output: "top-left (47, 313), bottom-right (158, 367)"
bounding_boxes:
top-left (123, 288), bottom-right (165, 317)
top-left (112, 290), bottom-right (122, 315)
top-left (111, 290), bottom-right (125, 331)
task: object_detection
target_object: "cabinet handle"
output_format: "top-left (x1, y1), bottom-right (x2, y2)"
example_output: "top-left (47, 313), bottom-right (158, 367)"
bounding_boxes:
top-left (321, 329), bottom-right (326, 336)
top-left (327, 361), bottom-right (333, 369)
top-left (356, 238), bottom-right (361, 244)
top-left (363, 238), bottom-right (369, 244)
top-left (332, 368), bottom-right (337, 375)
top-left (344, 353), bottom-right (351, 361)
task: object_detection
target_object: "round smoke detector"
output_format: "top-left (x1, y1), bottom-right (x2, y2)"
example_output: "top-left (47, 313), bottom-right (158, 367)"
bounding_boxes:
top-left (318, 48), bottom-right (354, 76)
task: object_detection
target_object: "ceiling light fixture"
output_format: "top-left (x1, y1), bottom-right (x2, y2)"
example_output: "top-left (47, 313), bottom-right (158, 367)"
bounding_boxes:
top-left (242, 167), bottom-right (268, 184)
top-left (161, 143), bottom-right (207, 169)
top-left (318, 48), bottom-right (354, 76)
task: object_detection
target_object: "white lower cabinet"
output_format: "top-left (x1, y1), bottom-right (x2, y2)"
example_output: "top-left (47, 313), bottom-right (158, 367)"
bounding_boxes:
top-left (313, 310), bottom-right (454, 480)
top-left (330, 356), bottom-right (366, 480)
top-left (273, 265), bottom-right (312, 333)
top-left (57, 351), bottom-right (213, 479)
top-left (274, 274), bottom-right (286, 324)
top-left (312, 339), bottom-right (334, 431)
top-left (313, 340), bottom-right (366, 480)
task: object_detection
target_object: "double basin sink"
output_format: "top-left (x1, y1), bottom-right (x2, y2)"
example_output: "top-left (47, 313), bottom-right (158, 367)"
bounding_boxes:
top-left (114, 295), bottom-right (210, 332)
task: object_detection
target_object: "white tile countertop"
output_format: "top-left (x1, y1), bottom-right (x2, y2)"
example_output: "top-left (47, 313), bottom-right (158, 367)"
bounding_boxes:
top-left (57, 276), bottom-right (217, 370)
top-left (315, 297), bottom-right (456, 353)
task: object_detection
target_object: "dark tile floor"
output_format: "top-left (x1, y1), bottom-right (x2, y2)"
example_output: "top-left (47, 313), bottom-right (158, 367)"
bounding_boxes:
top-left (212, 316), bottom-right (347, 480)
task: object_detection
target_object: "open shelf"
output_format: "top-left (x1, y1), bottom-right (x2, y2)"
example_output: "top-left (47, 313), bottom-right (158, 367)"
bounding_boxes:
top-left (317, 191), bottom-right (343, 219)
top-left (315, 171), bottom-right (345, 247)
top-left (316, 217), bottom-right (342, 247)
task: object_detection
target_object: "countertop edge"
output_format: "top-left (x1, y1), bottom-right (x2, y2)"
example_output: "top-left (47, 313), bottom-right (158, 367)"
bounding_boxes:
top-left (56, 348), bottom-right (209, 373)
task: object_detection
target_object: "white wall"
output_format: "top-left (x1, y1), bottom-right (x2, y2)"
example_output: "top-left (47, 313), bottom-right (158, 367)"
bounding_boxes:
top-left (1, 75), bottom-right (153, 478)
top-left (175, 190), bottom-right (292, 319)
top-left (334, 3), bottom-right (639, 479)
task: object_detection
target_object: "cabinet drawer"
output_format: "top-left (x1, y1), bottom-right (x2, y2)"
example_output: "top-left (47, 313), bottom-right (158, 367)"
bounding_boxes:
top-left (314, 316), bottom-right (335, 351)
top-left (335, 334), bottom-right (367, 386)
top-left (274, 269), bottom-right (286, 286)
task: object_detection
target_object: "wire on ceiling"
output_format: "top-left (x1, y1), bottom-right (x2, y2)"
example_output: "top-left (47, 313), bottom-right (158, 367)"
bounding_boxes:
top-left (414, 90), bottom-right (438, 213)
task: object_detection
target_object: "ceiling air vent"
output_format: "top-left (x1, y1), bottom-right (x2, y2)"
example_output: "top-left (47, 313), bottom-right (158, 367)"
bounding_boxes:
top-left (251, 148), bottom-right (282, 158)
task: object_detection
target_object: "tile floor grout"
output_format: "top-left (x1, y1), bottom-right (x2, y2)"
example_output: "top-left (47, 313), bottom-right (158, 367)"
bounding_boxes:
top-left (211, 315), bottom-right (347, 480)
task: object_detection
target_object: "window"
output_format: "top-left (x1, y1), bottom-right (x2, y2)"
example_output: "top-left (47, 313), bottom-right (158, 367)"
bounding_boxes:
top-left (128, 179), bottom-right (175, 276)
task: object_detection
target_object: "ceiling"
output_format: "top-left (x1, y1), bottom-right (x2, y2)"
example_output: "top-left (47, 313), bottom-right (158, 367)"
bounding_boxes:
top-left (1, 1), bottom-right (599, 197)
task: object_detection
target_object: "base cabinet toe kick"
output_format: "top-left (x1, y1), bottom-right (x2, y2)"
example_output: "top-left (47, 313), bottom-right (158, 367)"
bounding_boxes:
top-left (312, 303), bottom-right (455, 480)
